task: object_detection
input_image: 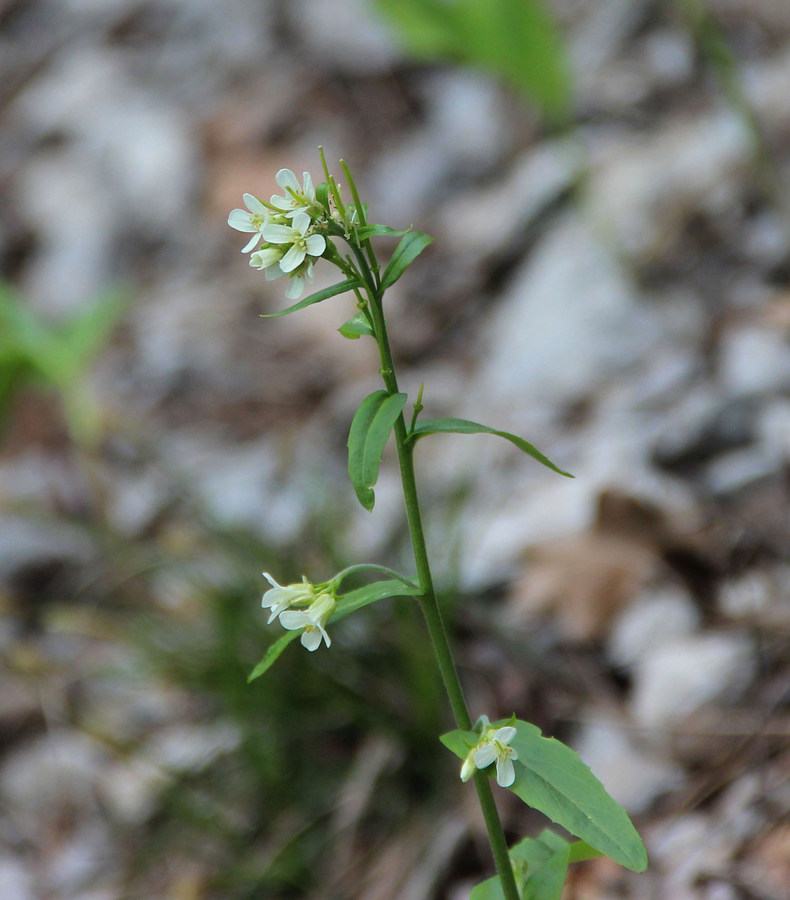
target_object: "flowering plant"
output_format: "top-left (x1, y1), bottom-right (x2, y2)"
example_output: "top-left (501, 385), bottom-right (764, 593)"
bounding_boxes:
top-left (230, 151), bottom-right (646, 899)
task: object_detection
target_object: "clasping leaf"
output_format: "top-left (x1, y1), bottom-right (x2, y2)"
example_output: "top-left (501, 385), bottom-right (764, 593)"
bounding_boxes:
top-left (379, 231), bottom-right (433, 290)
top-left (348, 390), bottom-right (408, 510)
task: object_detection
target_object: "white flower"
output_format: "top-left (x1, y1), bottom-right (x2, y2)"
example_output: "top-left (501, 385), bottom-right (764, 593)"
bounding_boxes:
top-left (228, 193), bottom-right (270, 252)
top-left (270, 169), bottom-right (320, 219)
top-left (262, 212), bottom-right (326, 273)
top-left (279, 592), bottom-right (336, 651)
top-left (459, 721), bottom-right (519, 788)
top-left (261, 573), bottom-right (315, 625)
top-left (474, 726), bottom-right (519, 787)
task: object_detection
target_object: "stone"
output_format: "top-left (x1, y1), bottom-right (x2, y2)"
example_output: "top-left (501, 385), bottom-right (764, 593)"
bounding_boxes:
top-left (475, 214), bottom-right (661, 410)
top-left (630, 632), bottom-right (756, 729)
top-left (607, 585), bottom-right (700, 669)
top-left (574, 716), bottom-right (684, 814)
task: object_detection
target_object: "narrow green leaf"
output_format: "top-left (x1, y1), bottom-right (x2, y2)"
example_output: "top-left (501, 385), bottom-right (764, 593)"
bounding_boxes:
top-left (411, 417), bottom-right (572, 478)
top-left (338, 312), bottom-right (374, 339)
top-left (355, 224), bottom-right (410, 241)
top-left (261, 279), bottom-right (360, 318)
top-left (247, 630), bottom-right (300, 682)
top-left (347, 390), bottom-right (408, 510)
top-left (333, 578), bottom-right (421, 621)
top-left (379, 231), bottom-right (433, 290)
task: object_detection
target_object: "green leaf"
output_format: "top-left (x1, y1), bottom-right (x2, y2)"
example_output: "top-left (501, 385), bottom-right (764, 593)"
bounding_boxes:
top-left (379, 231), bottom-right (433, 290)
top-left (469, 874), bottom-right (504, 900)
top-left (441, 721), bottom-right (647, 873)
top-left (411, 417), bottom-right (572, 478)
top-left (372, 0), bottom-right (571, 122)
top-left (333, 578), bottom-right (421, 621)
top-left (510, 721), bottom-right (647, 872)
top-left (247, 630), bottom-right (301, 682)
top-left (469, 833), bottom-right (572, 900)
top-left (347, 390), bottom-right (408, 510)
top-left (260, 279), bottom-right (360, 318)
top-left (338, 312), bottom-right (374, 340)
top-left (355, 224), bottom-right (410, 241)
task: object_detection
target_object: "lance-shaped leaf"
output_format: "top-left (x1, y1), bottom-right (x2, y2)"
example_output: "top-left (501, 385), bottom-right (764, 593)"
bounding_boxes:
top-left (338, 312), bottom-right (374, 340)
top-left (379, 231), bottom-right (433, 290)
top-left (333, 578), bottom-right (421, 621)
top-left (355, 224), bottom-right (410, 241)
top-left (411, 417), bottom-right (572, 477)
top-left (247, 630), bottom-right (300, 683)
top-left (261, 279), bottom-right (360, 318)
top-left (441, 722), bottom-right (647, 873)
top-left (348, 390), bottom-right (408, 510)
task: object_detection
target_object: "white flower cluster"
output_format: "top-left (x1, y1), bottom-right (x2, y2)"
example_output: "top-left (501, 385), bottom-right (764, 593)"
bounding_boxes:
top-left (460, 717), bottom-right (519, 787)
top-left (261, 572), bottom-right (336, 651)
top-left (228, 169), bottom-right (327, 300)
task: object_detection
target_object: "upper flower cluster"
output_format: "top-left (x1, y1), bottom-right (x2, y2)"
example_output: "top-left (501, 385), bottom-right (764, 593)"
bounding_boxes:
top-left (262, 572), bottom-right (336, 651)
top-left (228, 169), bottom-right (327, 300)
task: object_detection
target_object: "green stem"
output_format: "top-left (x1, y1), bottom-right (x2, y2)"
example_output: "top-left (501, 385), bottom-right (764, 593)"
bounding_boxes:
top-left (366, 288), bottom-right (520, 900)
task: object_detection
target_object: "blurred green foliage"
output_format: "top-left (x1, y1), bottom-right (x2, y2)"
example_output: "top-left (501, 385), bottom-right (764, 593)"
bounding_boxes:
top-left (371, 0), bottom-right (572, 122)
top-left (0, 282), bottom-right (125, 444)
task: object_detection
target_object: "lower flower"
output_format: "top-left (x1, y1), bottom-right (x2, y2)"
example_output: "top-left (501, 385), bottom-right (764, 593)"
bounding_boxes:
top-left (279, 592), bottom-right (336, 651)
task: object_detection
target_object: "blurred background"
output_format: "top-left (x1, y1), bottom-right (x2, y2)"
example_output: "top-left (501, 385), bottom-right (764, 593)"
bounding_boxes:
top-left (1, 0), bottom-right (789, 897)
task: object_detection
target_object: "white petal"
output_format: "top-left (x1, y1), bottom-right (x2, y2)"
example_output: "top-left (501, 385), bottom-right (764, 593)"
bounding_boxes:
top-left (285, 275), bottom-right (305, 300)
top-left (279, 611), bottom-right (308, 631)
top-left (301, 628), bottom-right (322, 651)
top-left (265, 265), bottom-right (284, 281)
top-left (496, 757), bottom-right (516, 788)
top-left (243, 193), bottom-right (268, 215)
top-left (262, 572), bottom-right (281, 589)
top-left (280, 245), bottom-right (306, 273)
top-left (228, 209), bottom-right (255, 232)
top-left (493, 726), bottom-right (516, 745)
top-left (474, 743), bottom-right (497, 769)
top-left (276, 168), bottom-right (300, 192)
top-left (291, 213), bottom-right (310, 236)
top-left (270, 196), bottom-right (292, 211)
top-left (262, 223), bottom-right (296, 244)
top-left (242, 232), bottom-right (261, 252)
top-left (304, 234), bottom-right (326, 257)
top-left (302, 171), bottom-right (314, 199)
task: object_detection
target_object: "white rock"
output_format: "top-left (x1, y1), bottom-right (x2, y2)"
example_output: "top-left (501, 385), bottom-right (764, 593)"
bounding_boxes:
top-left (630, 632), bottom-right (755, 729)
top-left (586, 111), bottom-right (752, 262)
top-left (703, 445), bottom-right (780, 496)
top-left (290, 0), bottom-right (400, 72)
top-left (0, 856), bottom-right (35, 900)
top-left (607, 585), bottom-right (700, 669)
top-left (440, 137), bottom-right (584, 258)
top-left (475, 215), bottom-right (661, 410)
top-left (0, 732), bottom-right (106, 835)
top-left (574, 717), bottom-right (684, 814)
top-left (719, 325), bottom-right (790, 398)
top-left (145, 722), bottom-right (241, 774)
